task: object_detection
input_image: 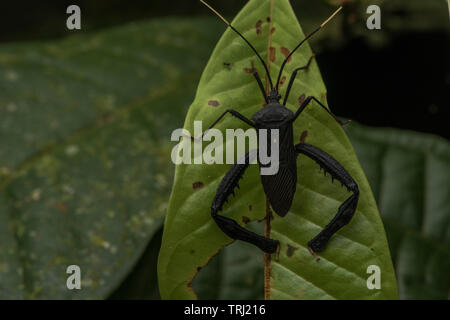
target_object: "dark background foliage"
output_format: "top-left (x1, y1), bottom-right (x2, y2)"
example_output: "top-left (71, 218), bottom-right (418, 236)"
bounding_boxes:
top-left (1, 0), bottom-right (449, 138)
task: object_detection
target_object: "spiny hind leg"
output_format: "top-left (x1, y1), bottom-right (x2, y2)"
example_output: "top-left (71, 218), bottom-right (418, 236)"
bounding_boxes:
top-left (211, 149), bottom-right (279, 254)
top-left (295, 143), bottom-right (359, 253)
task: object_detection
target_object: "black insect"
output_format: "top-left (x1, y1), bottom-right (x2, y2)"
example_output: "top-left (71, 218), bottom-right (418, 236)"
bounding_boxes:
top-left (198, 1), bottom-right (359, 255)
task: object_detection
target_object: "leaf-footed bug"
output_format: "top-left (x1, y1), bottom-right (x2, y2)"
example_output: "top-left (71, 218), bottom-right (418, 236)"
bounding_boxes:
top-left (195, 1), bottom-right (358, 255)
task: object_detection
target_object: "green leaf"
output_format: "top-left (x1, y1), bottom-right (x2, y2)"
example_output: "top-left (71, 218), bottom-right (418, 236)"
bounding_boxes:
top-left (346, 123), bottom-right (450, 300)
top-left (0, 18), bottom-right (222, 299)
top-left (158, 0), bottom-right (397, 300)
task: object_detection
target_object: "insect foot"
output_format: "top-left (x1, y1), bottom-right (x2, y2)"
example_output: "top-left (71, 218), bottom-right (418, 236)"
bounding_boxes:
top-left (308, 234), bottom-right (330, 253)
top-left (213, 213), bottom-right (279, 253)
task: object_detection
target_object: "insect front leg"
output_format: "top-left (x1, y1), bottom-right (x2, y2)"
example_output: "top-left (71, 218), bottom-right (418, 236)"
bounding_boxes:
top-left (292, 95), bottom-right (347, 126)
top-left (186, 109), bottom-right (255, 141)
top-left (283, 55), bottom-right (315, 105)
top-left (211, 149), bottom-right (280, 254)
top-left (295, 143), bottom-right (359, 253)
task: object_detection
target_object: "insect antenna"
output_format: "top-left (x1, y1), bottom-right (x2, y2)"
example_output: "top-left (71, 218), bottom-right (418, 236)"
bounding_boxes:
top-left (200, 0), bottom-right (274, 91)
top-left (275, 6), bottom-right (343, 89)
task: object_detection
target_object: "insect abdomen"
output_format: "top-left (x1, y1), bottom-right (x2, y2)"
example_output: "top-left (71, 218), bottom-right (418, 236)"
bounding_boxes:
top-left (260, 162), bottom-right (297, 217)
top-left (259, 124), bottom-right (297, 216)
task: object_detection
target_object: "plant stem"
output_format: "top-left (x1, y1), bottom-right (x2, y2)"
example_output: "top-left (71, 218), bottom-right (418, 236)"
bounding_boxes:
top-left (264, 198), bottom-right (272, 300)
top-left (264, 0), bottom-right (275, 301)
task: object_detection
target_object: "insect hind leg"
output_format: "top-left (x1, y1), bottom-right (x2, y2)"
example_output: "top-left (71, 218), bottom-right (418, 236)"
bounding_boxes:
top-left (295, 143), bottom-right (359, 253)
top-left (211, 149), bottom-right (279, 254)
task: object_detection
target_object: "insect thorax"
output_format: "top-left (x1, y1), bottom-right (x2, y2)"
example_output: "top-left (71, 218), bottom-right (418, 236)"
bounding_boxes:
top-left (250, 103), bottom-right (294, 127)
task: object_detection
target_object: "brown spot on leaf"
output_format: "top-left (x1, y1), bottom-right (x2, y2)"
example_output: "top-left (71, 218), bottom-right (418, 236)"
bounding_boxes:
top-left (255, 20), bottom-right (263, 35)
top-left (192, 181), bottom-right (204, 190)
top-left (223, 62), bottom-right (233, 70)
top-left (208, 100), bottom-right (219, 107)
top-left (281, 47), bottom-right (292, 62)
top-left (99, 113), bottom-right (114, 124)
top-left (278, 76), bottom-right (286, 89)
top-left (308, 247), bottom-right (321, 262)
top-left (197, 266), bottom-right (202, 272)
top-left (242, 216), bottom-right (250, 224)
top-left (266, 17), bottom-right (271, 22)
top-left (300, 130), bottom-right (308, 143)
top-left (270, 27), bottom-right (275, 35)
top-left (298, 93), bottom-right (306, 106)
top-left (269, 47), bottom-right (276, 62)
top-left (248, 204), bottom-right (253, 211)
top-left (286, 244), bottom-right (298, 257)
top-left (243, 60), bottom-right (258, 74)
top-left (56, 202), bottom-right (68, 212)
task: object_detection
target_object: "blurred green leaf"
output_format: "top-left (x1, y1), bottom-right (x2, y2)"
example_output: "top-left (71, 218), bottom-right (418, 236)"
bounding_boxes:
top-left (346, 123), bottom-right (450, 299)
top-left (319, 0), bottom-right (450, 49)
top-left (0, 18), bottom-right (223, 299)
top-left (110, 227), bottom-right (163, 300)
top-left (158, 0), bottom-right (397, 300)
